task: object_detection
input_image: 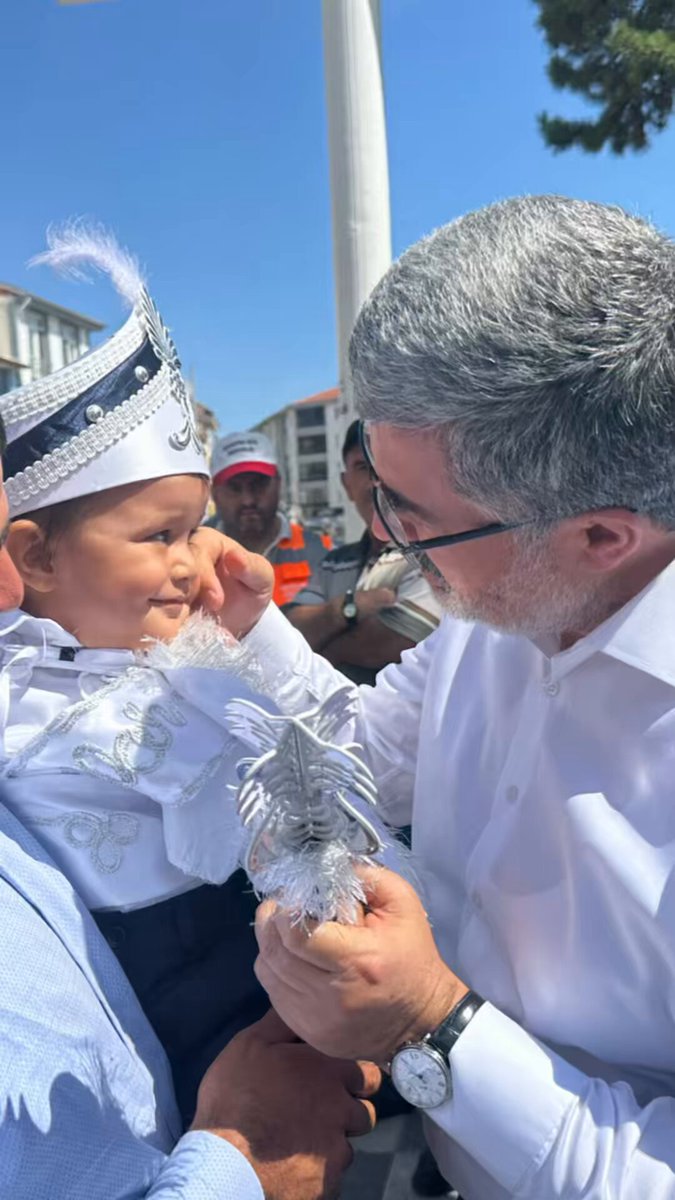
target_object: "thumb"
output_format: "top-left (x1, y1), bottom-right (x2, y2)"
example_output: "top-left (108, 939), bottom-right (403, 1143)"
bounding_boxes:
top-left (355, 863), bottom-right (422, 920)
top-left (221, 544), bottom-right (274, 597)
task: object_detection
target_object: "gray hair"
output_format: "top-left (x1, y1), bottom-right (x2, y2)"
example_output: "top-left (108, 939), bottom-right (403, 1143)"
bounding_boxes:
top-left (350, 195), bottom-right (675, 527)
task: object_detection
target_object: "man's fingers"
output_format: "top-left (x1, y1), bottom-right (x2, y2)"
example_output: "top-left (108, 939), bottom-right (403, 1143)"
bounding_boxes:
top-left (354, 863), bottom-right (425, 924)
top-left (254, 943), bottom-right (326, 999)
top-left (221, 544), bottom-right (274, 596)
top-left (270, 909), bottom-right (359, 971)
top-left (256, 904), bottom-right (336, 972)
top-left (346, 1059), bottom-right (382, 1099)
top-left (345, 1097), bottom-right (377, 1138)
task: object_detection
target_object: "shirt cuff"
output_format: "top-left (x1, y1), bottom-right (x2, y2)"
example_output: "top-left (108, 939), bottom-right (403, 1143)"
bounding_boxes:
top-left (244, 603), bottom-right (304, 679)
top-left (429, 1002), bottom-right (582, 1193)
top-left (148, 1130), bottom-right (263, 1199)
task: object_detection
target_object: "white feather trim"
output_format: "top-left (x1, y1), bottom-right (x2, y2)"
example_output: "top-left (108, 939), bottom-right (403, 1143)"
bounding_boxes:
top-left (30, 220), bottom-right (145, 309)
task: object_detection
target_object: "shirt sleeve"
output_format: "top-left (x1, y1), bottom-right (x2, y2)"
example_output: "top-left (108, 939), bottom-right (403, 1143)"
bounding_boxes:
top-left (244, 603), bottom-right (442, 826)
top-left (146, 1132), bottom-right (264, 1200)
top-left (428, 1002), bottom-right (675, 1198)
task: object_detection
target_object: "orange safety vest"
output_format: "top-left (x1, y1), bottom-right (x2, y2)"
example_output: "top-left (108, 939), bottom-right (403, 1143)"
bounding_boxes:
top-left (271, 522), bottom-right (333, 607)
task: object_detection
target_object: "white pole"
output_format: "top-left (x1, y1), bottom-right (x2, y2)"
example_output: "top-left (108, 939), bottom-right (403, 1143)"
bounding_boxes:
top-left (322, 0), bottom-right (392, 539)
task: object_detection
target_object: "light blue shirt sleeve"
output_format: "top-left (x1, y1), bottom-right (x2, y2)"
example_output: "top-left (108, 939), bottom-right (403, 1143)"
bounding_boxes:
top-left (148, 1132), bottom-right (263, 1199)
top-left (0, 804), bottom-right (264, 1200)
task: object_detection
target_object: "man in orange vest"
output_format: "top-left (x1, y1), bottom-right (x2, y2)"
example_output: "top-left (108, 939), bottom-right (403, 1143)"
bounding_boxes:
top-left (209, 431), bottom-right (331, 611)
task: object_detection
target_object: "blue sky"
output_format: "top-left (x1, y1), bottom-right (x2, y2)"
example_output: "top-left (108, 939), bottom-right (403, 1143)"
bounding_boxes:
top-left (4, 0), bottom-right (675, 429)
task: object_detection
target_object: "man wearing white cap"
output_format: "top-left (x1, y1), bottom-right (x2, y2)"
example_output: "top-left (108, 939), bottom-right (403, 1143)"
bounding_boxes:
top-left (209, 431), bottom-right (331, 610)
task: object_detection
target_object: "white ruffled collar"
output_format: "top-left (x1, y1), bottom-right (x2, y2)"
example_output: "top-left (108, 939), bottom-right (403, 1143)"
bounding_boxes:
top-left (0, 609), bottom-right (135, 673)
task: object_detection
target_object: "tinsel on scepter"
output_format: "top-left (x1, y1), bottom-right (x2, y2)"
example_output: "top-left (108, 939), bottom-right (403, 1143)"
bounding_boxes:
top-left (226, 686), bottom-right (385, 925)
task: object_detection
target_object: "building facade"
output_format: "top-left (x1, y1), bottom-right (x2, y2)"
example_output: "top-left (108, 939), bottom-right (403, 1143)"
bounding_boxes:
top-left (255, 387), bottom-right (347, 536)
top-left (0, 284), bottom-right (104, 396)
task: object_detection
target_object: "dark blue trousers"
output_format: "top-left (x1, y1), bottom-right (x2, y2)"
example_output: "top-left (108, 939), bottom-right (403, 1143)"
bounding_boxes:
top-left (94, 869), bottom-right (269, 1126)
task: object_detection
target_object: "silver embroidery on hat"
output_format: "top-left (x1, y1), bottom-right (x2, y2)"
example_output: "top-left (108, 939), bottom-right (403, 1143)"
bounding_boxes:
top-left (138, 288), bottom-right (202, 453)
top-left (4, 365), bottom-right (171, 511)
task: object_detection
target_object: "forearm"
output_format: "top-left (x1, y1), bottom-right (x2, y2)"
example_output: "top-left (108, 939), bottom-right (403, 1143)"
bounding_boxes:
top-left (322, 618), bottom-right (414, 669)
top-left (429, 1002), bottom-right (675, 1198)
top-left (284, 599), bottom-right (347, 650)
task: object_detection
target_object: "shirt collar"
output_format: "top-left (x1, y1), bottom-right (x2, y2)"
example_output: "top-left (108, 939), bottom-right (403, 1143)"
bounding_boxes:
top-left (263, 512), bottom-right (291, 556)
top-left (547, 558), bottom-right (675, 687)
top-left (0, 609), bottom-right (81, 647)
top-left (0, 608), bottom-right (135, 671)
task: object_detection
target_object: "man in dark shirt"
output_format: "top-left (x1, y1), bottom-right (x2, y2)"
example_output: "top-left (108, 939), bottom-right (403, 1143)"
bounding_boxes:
top-left (290, 421), bottom-right (441, 684)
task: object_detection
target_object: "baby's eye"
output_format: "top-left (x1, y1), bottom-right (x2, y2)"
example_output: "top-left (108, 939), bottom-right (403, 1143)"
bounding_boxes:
top-left (188, 527), bottom-right (200, 543)
top-left (146, 530), bottom-right (172, 544)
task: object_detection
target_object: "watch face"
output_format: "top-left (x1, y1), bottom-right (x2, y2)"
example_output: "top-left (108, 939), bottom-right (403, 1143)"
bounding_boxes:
top-left (391, 1044), bottom-right (451, 1109)
top-left (343, 602), bottom-right (358, 619)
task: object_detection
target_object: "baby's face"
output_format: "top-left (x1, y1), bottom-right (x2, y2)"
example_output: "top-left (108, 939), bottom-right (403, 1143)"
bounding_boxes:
top-left (41, 474), bottom-right (209, 650)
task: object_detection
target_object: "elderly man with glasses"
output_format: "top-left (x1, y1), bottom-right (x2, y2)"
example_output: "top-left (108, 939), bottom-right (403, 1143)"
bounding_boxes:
top-left (222, 195), bottom-right (675, 1199)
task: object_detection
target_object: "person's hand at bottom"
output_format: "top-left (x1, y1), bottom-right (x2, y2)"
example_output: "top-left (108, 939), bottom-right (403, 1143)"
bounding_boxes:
top-left (191, 1008), bottom-right (381, 1200)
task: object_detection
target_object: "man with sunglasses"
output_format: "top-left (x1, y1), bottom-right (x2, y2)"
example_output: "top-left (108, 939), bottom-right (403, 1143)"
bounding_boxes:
top-left (229, 196), bottom-right (675, 1199)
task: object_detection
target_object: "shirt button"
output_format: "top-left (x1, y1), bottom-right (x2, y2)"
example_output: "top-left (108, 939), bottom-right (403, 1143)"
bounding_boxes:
top-left (505, 784), bottom-right (519, 804)
top-left (544, 680), bottom-right (559, 696)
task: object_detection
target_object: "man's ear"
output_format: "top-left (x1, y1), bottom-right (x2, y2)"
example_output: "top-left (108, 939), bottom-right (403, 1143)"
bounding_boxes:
top-left (570, 509), bottom-right (645, 574)
top-left (6, 520), bottom-right (58, 593)
top-left (341, 470), bottom-right (355, 503)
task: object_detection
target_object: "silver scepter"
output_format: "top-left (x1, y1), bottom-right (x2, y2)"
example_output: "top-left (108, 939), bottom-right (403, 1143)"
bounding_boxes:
top-left (226, 686), bottom-right (384, 924)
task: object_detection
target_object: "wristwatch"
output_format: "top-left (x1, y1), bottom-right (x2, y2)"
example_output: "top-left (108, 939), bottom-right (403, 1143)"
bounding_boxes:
top-left (390, 990), bottom-right (484, 1109)
top-left (341, 588), bottom-right (358, 628)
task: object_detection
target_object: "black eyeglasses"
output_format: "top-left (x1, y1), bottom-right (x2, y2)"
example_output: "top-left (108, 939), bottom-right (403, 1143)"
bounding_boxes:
top-left (358, 421), bottom-right (531, 554)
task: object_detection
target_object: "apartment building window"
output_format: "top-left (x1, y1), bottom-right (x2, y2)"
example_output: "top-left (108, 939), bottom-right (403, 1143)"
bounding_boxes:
top-left (297, 433), bottom-right (326, 456)
top-left (296, 405), bottom-right (325, 428)
top-left (300, 485), bottom-right (329, 512)
top-left (0, 368), bottom-right (19, 395)
top-left (60, 321), bottom-right (81, 366)
top-left (26, 311), bottom-right (50, 379)
top-left (299, 460), bottom-right (328, 482)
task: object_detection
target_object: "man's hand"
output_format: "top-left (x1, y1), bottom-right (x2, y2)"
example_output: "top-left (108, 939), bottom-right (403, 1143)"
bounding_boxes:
top-left (354, 586), bottom-right (397, 618)
top-left (255, 866), bottom-right (468, 1064)
top-left (191, 526), bottom-right (274, 638)
top-left (192, 1009), bottom-right (381, 1200)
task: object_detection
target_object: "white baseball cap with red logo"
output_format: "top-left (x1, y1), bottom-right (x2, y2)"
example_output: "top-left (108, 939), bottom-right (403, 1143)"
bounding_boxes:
top-left (211, 431), bottom-right (279, 486)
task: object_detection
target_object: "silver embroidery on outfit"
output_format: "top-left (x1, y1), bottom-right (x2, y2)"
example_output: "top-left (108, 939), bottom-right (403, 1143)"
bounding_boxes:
top-left (32, 810), bottom-right (140, 874)
top-left (73, 697), bottom-right (187, 787)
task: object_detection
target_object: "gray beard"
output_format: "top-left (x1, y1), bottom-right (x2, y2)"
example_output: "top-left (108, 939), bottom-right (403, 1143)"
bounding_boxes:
top-left (414, 542), bottom-right (611, 641)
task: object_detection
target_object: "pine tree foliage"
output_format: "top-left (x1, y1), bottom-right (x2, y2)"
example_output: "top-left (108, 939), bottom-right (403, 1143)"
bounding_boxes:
top-left (534, 1), bottom-right (675, 153)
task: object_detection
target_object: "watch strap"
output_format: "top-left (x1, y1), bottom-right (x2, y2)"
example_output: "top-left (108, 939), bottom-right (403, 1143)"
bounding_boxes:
top-left (428, 990), bottom-right (484, 1060)
top-left (342, 589), bottom-right (358, 627)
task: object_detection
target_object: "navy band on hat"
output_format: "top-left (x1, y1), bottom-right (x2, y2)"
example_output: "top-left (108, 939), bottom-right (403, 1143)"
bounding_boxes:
top-left (4, 337), bottom-right (161, 482)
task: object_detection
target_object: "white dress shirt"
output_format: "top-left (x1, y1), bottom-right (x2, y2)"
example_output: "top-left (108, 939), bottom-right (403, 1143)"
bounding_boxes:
top-left (246, 560), bottom-right (675, 1199)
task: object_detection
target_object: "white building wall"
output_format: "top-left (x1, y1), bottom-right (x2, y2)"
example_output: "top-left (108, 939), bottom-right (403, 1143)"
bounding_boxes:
top-left (324, 400), bottom-right (344, 511)
top-left (12, 302), bottom-right (95, 387)
top-left (256, 396), bottom-right (343, 530)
